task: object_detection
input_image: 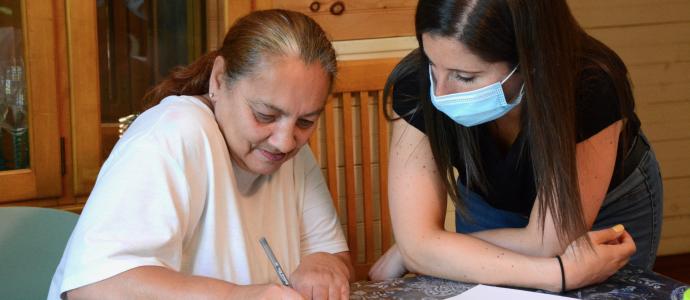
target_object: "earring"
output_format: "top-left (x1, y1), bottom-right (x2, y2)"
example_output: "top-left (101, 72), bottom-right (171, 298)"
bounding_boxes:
top-left (210, 92), bottom-right (215, 98)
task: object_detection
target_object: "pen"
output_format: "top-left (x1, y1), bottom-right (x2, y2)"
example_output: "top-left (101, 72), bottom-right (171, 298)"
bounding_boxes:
top-left (259, 237), bottom-right (291, 287)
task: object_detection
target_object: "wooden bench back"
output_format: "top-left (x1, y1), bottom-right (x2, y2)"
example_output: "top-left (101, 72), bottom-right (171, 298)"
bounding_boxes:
top-left (309, 58), bottom-right (400, 280)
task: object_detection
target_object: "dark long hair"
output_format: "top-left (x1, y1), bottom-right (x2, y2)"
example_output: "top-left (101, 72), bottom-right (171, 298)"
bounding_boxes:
top-left (143, 9), bottom-right (337, 106)
top-left (384, 0), bottom-right (636, 248)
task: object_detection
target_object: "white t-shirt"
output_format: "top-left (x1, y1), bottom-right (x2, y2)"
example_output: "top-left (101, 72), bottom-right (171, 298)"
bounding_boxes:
top-left (48, 96), bottom-right (348, 299)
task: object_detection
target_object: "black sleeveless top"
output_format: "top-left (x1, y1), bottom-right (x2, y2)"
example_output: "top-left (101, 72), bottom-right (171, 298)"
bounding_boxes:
top-left (392, 66), bottom-right (641, 216)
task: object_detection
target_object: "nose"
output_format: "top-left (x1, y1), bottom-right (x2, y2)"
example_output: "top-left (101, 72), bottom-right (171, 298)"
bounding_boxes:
top-left (269, 122), bottom-right (297, 154)
top-left (431, 71), bottom-right (449, 97)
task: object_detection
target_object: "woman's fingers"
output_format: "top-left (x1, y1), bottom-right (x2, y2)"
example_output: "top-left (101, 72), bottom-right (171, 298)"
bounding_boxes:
top-left (340, 283), bottom-right (349, 300)
top-left (561, 225), bottom-right (638, 290)
top-left (589, 224), bottom-right (625, 244)
top-left (614, 230), bottom-right (636, 260)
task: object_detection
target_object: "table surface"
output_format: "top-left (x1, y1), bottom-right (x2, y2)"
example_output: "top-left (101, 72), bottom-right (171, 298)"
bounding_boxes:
top-left (350, 266), bottom-right (689, 299)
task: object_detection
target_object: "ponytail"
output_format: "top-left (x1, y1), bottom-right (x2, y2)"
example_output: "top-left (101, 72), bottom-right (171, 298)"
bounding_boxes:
top-left (142, 50), bottom-right (218, 108)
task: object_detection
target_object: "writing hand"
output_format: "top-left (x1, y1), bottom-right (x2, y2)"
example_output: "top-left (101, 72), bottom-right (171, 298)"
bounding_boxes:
top-left (290, 252), bottom-right (351, 300)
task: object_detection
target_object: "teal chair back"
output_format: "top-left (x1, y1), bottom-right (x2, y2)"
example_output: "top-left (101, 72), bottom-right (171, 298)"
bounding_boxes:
top-left (0, 207), bottom-right (79, 300)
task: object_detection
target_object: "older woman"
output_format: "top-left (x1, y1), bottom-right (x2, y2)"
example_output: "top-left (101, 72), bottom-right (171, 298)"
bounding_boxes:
top-left (49, 10), bottom-right (352, 300)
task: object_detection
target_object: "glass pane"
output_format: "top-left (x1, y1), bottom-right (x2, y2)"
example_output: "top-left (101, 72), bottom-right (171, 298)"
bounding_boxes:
top-left (0, 0), bottom-right (30, 171)
top-left (97, 0), bottom-right (207, 123)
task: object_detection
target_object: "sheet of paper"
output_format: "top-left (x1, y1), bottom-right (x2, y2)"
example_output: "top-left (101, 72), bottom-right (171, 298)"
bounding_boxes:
top-left (446, 284), bottom-right (573, 299)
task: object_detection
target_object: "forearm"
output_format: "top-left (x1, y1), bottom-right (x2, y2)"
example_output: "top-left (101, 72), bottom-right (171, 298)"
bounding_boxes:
top-left (66, 266), bottom-right (236, 300)
top-left (470, 227), bottom-right (564, 257)
top-left (386, 120), bottom-right (562, 291)
top-left (398, 230), bottom-right (563, 292)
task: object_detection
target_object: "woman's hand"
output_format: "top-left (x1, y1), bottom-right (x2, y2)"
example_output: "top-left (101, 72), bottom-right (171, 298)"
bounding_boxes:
top-left (369, 244), bottom-right (408, 280)
top-left (561, 225), bottom-right (636, 290)
top-left (290, 252), bottom-right (352, 299)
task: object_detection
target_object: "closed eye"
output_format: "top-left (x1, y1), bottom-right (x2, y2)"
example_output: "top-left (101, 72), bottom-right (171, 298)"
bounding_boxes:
top-left (453, 72), bottom-right (475, 83)
top-left (254, 112), bottom-right (275, 123)
top-left (296, 118), bottom-right (315, 129)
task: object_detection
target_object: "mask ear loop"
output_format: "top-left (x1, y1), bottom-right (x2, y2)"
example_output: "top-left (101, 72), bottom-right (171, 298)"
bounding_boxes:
top-left (428, 64), bottom-right (439, 97)
top-left (500, 64), bottom-right (520, 84)
top-left (508, 83), bottom-right (526, 104)
top-left (502, 64), bottom-right (524, 104)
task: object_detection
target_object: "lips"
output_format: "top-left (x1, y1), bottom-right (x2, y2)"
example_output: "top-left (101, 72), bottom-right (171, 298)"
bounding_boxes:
top-left (259, 149), bottom-right (286, 162)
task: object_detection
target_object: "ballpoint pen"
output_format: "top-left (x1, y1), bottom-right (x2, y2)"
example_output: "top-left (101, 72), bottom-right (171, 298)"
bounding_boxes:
top-left (259, 237), bottom-right (291, 287)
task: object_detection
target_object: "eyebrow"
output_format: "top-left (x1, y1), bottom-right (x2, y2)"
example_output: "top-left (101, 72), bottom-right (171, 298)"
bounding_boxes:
top-left (251, 100), bottom-right (324, 118)
top-left (427, 57), bottom-right (482, 74)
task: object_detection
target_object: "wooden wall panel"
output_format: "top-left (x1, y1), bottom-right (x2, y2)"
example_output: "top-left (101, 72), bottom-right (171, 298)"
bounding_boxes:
top-left (635, 83), bottom-right (690, 105)
top-left (252, 0), bottom-right (416, 41)
top-left (664, 178), bottom-right (690, 217)
top-left (637, 101), bottom-right (690, 142)
top-left (588, 23), bottom-right (690, 65)
top-left (654, 140), bottom-right (690, 179)
top-left (569, 0), bottom-right (690, 27)
top-left (662, 216), bottom-right (690, 238)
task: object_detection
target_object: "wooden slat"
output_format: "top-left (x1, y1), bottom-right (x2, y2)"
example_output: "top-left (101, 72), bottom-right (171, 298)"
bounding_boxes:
top-left (635, 82), bottom-right (690, 105)
top-left (66, 0), bottom-right (101, 196)
top-left (658, 235), bottom-right (690, 256)
top-left (377, 91), bottom-right (393, 251)
top-left (0, 196), bottom-right (57, 208)
top-left (629, 62), bottom-right (690, 88)
top-left (359, 91), bottom-right (375, 264)
top-left (663, 177), bottom-right (690, 218)
top-left (342, 92), bottom-right (358, 262)
top-left (354, 264), bottom-right (372, 281)
top-left (26, 0), bottom-right (62, 196)
top-left (570, 0), bottom-right (690, 28)
top-left (638, 100), bottom-right (690, 142)
top-left (205, 0), bottom-right (220, 50)
top-left (651, 139), bottom-right (690, 179)
top-left (309, 9), bottom-right (415, 41)
top-left (324, 97), bottom-right (338, 212)
top-left (660, 215), bottom-right (690, 238)
top-left (588, 23), bottom-right (690, 66)
top-left (224, 0), bottom-right (250, 33)
top-left (333, 58), bottom-right (400, 93)
top-left (54, 0), bottom-right (72, 206)
top-left (206, 0), bottom-right (227, 50)
top-left (260, 0), bottom-right (418, 12)
top-left (0, 171), bottom-right (37, 201)
top-left (308, 131), bottom-right (319, 163)
top-left (255, 0), bottom-right (416, 41)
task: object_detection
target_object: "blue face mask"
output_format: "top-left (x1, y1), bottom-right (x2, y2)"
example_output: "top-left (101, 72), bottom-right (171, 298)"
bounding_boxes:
top-left (429, 65), bottom-right (524, 127)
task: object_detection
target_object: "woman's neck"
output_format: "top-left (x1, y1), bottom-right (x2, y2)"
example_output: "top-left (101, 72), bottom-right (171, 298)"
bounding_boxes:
top-left (231, 160), bottom-right (264, 196)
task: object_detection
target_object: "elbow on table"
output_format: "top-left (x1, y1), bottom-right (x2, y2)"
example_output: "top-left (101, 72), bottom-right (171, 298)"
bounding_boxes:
top-left (397, 242), bottom-right (429, 274)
